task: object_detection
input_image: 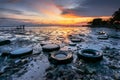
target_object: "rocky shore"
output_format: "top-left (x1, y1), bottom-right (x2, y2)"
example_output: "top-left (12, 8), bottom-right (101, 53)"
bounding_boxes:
top-left (0, 27), bottom-right (120, 80)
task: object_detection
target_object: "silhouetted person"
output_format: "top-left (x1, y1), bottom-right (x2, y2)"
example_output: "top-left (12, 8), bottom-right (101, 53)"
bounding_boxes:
top-left (23, 25), bottom-right (25, 30)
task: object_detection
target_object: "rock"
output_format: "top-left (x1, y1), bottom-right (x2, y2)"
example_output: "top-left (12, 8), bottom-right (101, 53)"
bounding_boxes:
top-left (97, 31), bottom-right (106, 35)
top-left (40, 41), bottom-right (52, 46)
top-left (85, 67), bottom-right (96, 74)
top-left (10, 47), bottom-right (33, 57)
top-left (0, 40), bottom-right (11, 46)
top-left (31, 36), bottom-right (45, 42)
top-left (75, 68), bottom-right (85, 74)
top-left (71, 38), bottom-right (84, 42)
top-left (21, 59), bottom-right (28, 63)
top-left (27, 57), bottom-right (33, 61)
top-left (45, 71), bottom-right (54, 79)
top-left (12, 68), bottom-right (20, 73)
top-left (69, 42), bottom-right (76, 46)
top-left (108, 64), bottom-right (120, 69)
top-left (114, 73), bottom-right (120, 80)
top-left (45, 66), bottom-right (55, 72)
top-left (108, 61), bottom-right (120, 69)
top-left (97, 35), bottom-right (108, 40)
top-left (42, 44), bottom-right (60, 52)
top-left (14, 59), bottom-right (21, 64)
top-left (103, 46), bottom-right (111, 50)
top-left (79, 34), bottom-right (85, 36)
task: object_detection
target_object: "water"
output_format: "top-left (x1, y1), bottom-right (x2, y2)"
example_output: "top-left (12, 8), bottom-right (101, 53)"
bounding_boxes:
top-left (26, 26), bottom-right (90, 43)
top-left (26, 26), bottom-right (120, 50)
top-left (55, 53), bottom-right (67, 59)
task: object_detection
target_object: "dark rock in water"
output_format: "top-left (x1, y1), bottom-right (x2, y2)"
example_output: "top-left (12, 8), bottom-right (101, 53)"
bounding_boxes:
top-left (97, 35), bottom-right (108, 40)
top-left (71, 38), bottom-right (84, 42)
top-left (14, 59), bottom-right (21, 64)
top-left (21, 59), bottom-right (28, 64)
top-left (48, 50), bottom-right (73, 65)
top-left (10, 47), bottom-right (33, 57)
top-left (0, 40), bottom-right (11, 46)
top-left (14, 59), bottom-right (28, 67)
top-left (103, 46), bottom-right (111, 50)
top-left (42, 44), bottom-right (60, 52)
top-left (45, 71), bottom-right (54, 79)
top-left (97, 31), bottom-right (106, 35)
top-left (77, 49), bottom-right (103, 62)
top-left (40, 41), bottom-right (52, 46)
top-left (69, 42), bottom-right (76, 46)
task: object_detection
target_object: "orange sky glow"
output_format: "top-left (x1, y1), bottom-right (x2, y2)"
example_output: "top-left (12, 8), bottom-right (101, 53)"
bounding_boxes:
top-left (0, 0), bottom-right (115, 25)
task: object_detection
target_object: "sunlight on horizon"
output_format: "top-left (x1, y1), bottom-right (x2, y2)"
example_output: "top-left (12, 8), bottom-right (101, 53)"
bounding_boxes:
top-left (0, 0), bottom-right (113, 25)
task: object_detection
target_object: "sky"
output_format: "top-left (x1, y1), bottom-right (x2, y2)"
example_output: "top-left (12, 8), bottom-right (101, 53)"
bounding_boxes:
top-left (0, 0), bottom-right (120, 25)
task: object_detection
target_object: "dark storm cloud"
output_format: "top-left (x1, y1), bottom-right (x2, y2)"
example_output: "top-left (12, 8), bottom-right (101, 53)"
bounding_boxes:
top-left (0, 0), bottom-right (120, 17)
top-left (54, 0), bottom-right (80, 7)
top-left (0, 18), bottom-right (32, 21)
top-left (61, 7), bottom-right (86, 15)
top-left (0, 0), bottom-right (11, 3)
top-left (0, 0), bottom-right (20, 3)
top-left (0, 7), bottom-right (39, 17)
top-left (60, 0), bottom-right (120, 17)
top-left (0, 8), bottom-right (23, 15)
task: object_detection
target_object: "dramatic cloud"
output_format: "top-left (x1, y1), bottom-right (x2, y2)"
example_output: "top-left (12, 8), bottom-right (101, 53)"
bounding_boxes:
top-left (58, 0), bottom-right (120, 17)
top-left (0, 8), bottom-right (23, 15)
top-left (0, 0), bottom-right (120, 25)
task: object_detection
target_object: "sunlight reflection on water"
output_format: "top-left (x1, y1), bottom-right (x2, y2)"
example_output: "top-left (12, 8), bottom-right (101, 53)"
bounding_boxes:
top-left (26, 26), bottom-right (90, 43)
top-left (27, 26), bottom-right (90, 35)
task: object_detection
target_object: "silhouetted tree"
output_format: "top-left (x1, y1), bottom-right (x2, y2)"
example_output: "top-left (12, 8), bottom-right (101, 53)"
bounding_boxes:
top-left (108, 18), bottom-right (114, 25)
top-left (112, 8), bottom-right (120, 24)
top-left (102, 20), bottom-right (108, 25)
top-left (88, 8), bottom-right (120, 29)
top-left (91, 18), bottom-right (102, 25)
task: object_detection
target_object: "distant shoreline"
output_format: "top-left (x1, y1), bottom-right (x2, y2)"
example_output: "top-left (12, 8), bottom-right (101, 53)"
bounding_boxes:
top-left (0, 24), bottom-right (90, 27)
top-left (0, 25), bottom-right (120, 29)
